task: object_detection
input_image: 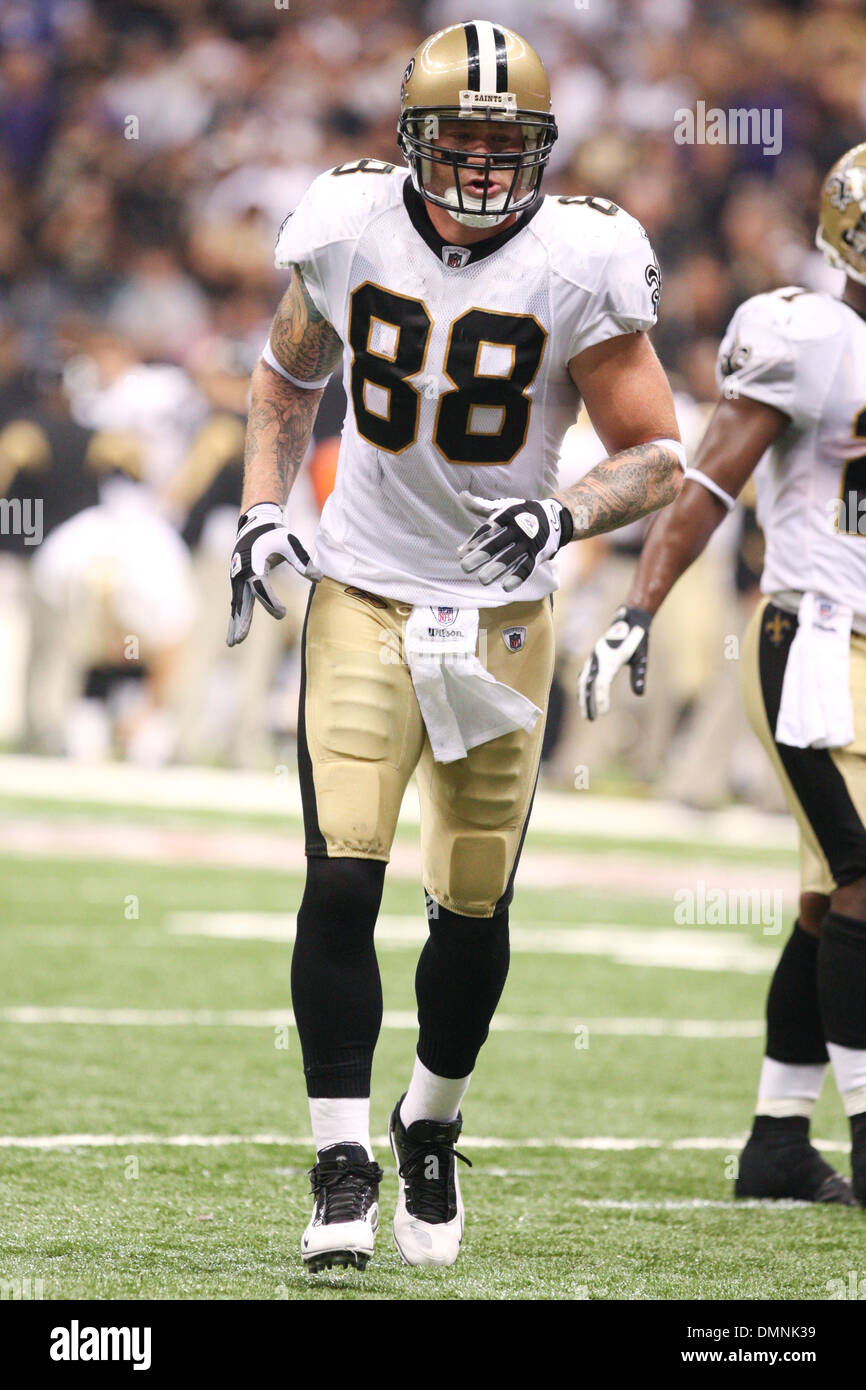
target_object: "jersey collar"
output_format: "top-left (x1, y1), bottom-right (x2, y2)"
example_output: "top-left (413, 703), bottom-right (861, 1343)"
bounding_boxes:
top-left (401, 176), bottom-right (543, 267)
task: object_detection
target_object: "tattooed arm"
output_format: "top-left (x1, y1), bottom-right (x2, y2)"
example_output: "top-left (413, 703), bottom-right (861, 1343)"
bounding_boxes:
top-left (457, 332), bottom-right (683, 590)
top-left (226, 270), bottom-right (342, 645)
top-left (557, 331), bottom-right (683, 538)
top-left (241, 267), bottom-right (342, 510)
top-left (554, 438), bottom-right (682, 538)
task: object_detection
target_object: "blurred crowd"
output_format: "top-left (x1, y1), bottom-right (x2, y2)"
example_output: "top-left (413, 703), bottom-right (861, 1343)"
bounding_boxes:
top-left (0, 0), bottom-right (863, 804)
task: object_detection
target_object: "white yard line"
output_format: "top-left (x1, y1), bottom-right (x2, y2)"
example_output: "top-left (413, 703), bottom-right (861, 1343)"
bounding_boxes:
top-left (569, 1198), bottom-right (823, 1211)
top-left (0, 818), bottom-right (799, 900)
top-left (0, 1133), bottom-right (847, 1153)
top-left (0, 754), bottom-right (796, 850)
top-left (167, 912), bottom-right (780, 973)
top-left (0, 918), bottom-right (786, 977)
top-left (0, 1005), bottom-right (764, 1037)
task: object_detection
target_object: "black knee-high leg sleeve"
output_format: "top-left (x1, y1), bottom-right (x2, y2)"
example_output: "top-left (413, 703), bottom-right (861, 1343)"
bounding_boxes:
top-left (818, 910), bottom-right (866, 1051)
top-left (415, 901), bottom-right (510, 1080)
top-left (291, 857), bottom-right (386, 1098)
top-left (765, 921), bottom-right (828, 1064)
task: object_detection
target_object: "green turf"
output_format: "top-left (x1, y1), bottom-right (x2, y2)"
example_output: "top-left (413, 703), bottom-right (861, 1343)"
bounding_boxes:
top-left (0, 791), bottom-right (797, 864)
top-left (1, 1146), bottom-right (859, 1300)
top-left (0, 812), bottom-right (859, 1301)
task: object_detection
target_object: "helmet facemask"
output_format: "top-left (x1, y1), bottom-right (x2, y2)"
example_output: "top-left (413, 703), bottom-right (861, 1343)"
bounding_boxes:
top-left (398, 98), bottom-right (557, 229)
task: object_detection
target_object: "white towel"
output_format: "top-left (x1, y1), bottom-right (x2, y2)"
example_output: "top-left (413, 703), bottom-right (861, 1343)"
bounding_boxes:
top-left (776, 593), bottom-right (854, 749)
top-left (403, 604), bottom-right (542, 764)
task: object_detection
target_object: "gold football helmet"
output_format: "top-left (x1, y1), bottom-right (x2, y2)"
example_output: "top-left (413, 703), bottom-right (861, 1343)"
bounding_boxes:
top-left (816, 143), bottom-right (866, 285)
top-left (397, 20), bottom-right (557, 229)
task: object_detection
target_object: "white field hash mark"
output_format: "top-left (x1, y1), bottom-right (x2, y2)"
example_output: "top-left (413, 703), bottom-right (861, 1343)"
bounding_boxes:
top-left (0, 1133), bottom-right (849, 1155)
top-left (0, 1006), bottom-right (763, 1038)
top-left (168, 911), bottom-right (779, 974)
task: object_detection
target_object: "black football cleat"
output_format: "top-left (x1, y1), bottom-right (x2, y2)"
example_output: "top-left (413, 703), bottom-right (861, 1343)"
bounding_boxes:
top-left (301, 1143), bottom-right (383, 1272)
top-left (734, 1115), bottom-right (855, 1204)
top-left (850, 1111), bottom-right (866, 1207)
top-left (389, 1095), bottom-right (472, 1266)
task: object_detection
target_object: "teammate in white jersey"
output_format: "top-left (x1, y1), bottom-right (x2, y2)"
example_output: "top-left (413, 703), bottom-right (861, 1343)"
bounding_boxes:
top-left (579, 142), bottom-right (866, 1207)
top-left (227, 20), bottom-right (683, 1272)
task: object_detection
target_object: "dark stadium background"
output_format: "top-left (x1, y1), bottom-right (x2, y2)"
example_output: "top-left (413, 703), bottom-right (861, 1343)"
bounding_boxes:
top-left (1, 0), bottom-right (866, 1314)
top-left (0, 0), bottom-right (862, 776)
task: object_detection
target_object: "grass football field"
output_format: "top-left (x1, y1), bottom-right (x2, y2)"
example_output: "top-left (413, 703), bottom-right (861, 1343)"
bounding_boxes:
top-left (0, 761), bottom-right (862, 1302)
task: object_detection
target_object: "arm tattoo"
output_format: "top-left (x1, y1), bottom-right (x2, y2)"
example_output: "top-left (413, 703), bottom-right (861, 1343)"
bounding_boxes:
top-left (242, 369), bottom-right (323, 505)
top-left (269, 268), bottom-right (342, 382)
top-left (555, 440), bottom-right (683, 539)
top-left (241, 269), bottom-right (342, 510)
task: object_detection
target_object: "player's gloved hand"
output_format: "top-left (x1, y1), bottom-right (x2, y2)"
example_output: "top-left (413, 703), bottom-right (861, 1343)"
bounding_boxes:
top-left (457, 491), bottom-right (574, 592)
top-left (578, 605), bottom-right (651, 720)
top-left (227, 501), bottom-right (321, 647)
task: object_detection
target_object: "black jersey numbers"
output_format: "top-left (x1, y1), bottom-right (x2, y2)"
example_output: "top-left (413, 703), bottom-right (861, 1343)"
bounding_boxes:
top-left (837, 407), bottom-right (866, 536)
top-left (435, 309), bottom-right (547, 465)
top-left (331, 158), bottom-right (395, 176)
top-left (348, 286), bottom-right (547, 464)
top-left (557, 195), bottom-right (619, 215)
top-left (348, 283), bottom-right (432, 453)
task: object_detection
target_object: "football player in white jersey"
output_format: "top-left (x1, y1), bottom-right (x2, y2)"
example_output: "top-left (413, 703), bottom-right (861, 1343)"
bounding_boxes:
top-left (227, 21), bottom-right (683, 1272)
top-left (579, 142), bottom-right (866, 1208)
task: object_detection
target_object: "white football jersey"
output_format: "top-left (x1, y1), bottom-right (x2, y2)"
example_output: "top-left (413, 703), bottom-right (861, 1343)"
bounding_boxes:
top-left (276, 160), bottom-right (660, 606)
top-left (716, 288), bottom-right (866, 618)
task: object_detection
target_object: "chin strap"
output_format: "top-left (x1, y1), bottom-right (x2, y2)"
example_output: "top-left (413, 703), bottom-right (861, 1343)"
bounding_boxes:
top-left (449, 211), bottom-right (510, 229)
top-left (440, 190), bottom-right (512, 229)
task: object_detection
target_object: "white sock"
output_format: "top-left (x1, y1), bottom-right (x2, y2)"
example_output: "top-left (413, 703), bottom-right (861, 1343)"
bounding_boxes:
top-left (755, 1057), bottom-right (827, 1118)
top-left (400, 1055), bottom-right (471, 1128)
top-left (827, 1043), bottom-right (866, 1116)
top-left (308, 1097), bottom-right (373, 1159)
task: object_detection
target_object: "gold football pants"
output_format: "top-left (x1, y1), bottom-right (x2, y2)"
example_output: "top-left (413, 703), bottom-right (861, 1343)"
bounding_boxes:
top-left (741, 597), bottom-right (866, 895)
top-left (298, 576), bottom-right (555, 916)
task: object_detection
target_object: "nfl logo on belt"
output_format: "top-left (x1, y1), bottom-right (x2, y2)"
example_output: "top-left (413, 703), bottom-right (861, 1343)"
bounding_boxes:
top-left (502, 626), bottom-right (527, 652)
top-left (434, 606), bottom-right (456, 625)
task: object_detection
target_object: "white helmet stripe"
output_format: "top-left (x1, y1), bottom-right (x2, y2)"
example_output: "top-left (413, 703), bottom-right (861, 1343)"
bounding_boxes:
top-left (472, 19), bottom-right (499, 93)
top-left (492, 25), bottom-right (508, 92)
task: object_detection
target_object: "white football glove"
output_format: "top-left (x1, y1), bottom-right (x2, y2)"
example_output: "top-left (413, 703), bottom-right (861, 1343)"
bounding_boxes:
top-left (578, 605), bottom-right (651, 720)
top-left (457, 491), bottom-right (573, 591)
top-left (227, 501), bottom-right (321, 647)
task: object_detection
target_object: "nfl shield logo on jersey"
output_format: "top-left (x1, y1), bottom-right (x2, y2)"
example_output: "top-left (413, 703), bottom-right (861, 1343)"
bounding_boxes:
top-left (434, 606), bottom-right (457, 626)
top-left (442, 245), bottom-right (471, 269)
top-left (502, 626), bottom-right (527, 652)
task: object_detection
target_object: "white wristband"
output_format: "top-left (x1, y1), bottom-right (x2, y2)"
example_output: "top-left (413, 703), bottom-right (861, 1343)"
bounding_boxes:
top-left (683, 467), bottom-right (737, 512)
top-left (261, 339), bottom-right (332, 390)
